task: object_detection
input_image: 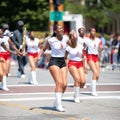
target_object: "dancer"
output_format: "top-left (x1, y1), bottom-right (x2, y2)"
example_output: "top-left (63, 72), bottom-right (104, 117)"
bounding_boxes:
top-left (86, 28), bottom-right (104, 96)
top-left (2, 23), bottom-right (12, 76)
top-left (26, 31), bottom-right (41, 85)
top-left (38, 25), bottom-right (68, 112)
top-left (65, 30), bottom-right (86, 103)
top-left (78, 26), bottom-right (88, 88)
top-left (0, 27), bottom-right (22, 91)
top-left (2, 23), bottom-right (11, 37)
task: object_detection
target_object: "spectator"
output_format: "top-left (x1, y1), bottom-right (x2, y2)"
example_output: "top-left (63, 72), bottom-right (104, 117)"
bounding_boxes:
top-left (100, 33), bottom-right (106, 46)
top-left (11, 20), bottom-right (28, 78)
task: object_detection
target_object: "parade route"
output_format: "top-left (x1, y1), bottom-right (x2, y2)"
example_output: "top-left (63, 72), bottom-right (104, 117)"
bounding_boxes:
top-left (0, 65), bottom-right (120, 120)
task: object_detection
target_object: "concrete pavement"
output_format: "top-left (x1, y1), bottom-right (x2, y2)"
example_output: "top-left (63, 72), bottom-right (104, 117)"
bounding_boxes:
top-left (0, 64), bottom-right (120, 120)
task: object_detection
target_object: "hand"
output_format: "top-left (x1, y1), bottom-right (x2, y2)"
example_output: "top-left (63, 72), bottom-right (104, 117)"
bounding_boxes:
top-left (98, 45), bottom-right (104, 53)
top-left (37, 55), bottom-right (41, 61)
top-left (16, 50), bottom-right (23, 56)
top-left (0, 58), bottom-right (5, 63)
top-left (12, 51), bottom-right (17, 56)
top-left (22, 52), bottom-right (26, 56)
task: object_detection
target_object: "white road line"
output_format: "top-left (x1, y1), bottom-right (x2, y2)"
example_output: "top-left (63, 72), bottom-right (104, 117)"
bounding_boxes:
top-left (7, 83), bottom-right (120, 87)
top-left (0, 96), bottom-right (120, 102)
top-left (0, 91), bottom-right (120, 96)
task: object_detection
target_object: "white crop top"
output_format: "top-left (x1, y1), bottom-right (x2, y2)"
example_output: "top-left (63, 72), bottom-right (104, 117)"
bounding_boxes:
top-left (66, 43), bottom-right (83, 61)
top-left (48, 36), bottom-right (68, 57)
top-left (26, 38), bottom-right (40, 53)
top-left (86, 37), bottom-right (101, 55)
top-left (0, 36), bottom-right (9, 52)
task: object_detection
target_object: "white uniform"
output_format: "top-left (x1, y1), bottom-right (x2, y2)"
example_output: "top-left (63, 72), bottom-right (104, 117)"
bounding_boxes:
top-left (0, 38), bottom-right (2, 53)
top-left (78, 36), bottom-right (87, 46)
top-left (3, 30), bottom-right (12, 37)
top-left (85, 37), bottom-right (101, 55)
top-left (48, 36), bottom-right (68, 57)
top-left (0, 36), bottom-right (9, 52)
top-left (66, 44), bottom-right (83, 61)
top-left (26, 37), bottom-right (40, 53)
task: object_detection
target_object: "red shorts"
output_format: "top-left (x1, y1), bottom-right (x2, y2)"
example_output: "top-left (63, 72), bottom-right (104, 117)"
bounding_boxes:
top-left (0, 52), bottom-right (10, 60)
top-left (87, 54), bottom-right (99, 62)
top-left (27, 52), bottom-right (38, 58)
top-left (68, 60), bottom-right (83, 69)
top-left (83, 50), bottom-right (87, 56)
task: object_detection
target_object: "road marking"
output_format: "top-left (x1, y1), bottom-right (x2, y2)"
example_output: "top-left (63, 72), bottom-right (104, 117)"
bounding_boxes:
top-left (0, 91), bottom-right (120, 96)
top-left (7, 83), bottom-right (120, 87)
top-left (0, 96), bottom-right (120, 101)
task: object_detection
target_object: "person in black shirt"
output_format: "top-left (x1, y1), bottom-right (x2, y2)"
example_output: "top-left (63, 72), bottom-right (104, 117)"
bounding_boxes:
top-left (11, 20), bottom-right (28, 78)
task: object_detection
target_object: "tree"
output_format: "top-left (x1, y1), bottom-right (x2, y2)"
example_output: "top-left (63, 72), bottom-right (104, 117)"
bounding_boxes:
top-left (0, 0), bottom-right (49, 31)
top-left (64, 0), bottom-right (120, 32)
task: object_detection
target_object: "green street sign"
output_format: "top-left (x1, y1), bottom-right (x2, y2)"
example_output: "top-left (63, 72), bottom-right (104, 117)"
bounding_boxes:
top-left (50, 11), bottom-right (64, 21)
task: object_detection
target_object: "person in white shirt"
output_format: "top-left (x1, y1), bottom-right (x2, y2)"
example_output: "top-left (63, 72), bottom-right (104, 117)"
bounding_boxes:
top-left (0, 27), bottom-right (22, 91)
top-left (2, 24), bottom-right (13, 76)
top-left (78, 26), bottom-right (88, 88)
top-left (26, 31), bottom-right (41, 85)
top-left (2, 24), bottom-right (12, 37)
top-left (86, 28), bottom-right (104, 96)
top-left (38, 25), bottom-right (68, 112)
top-left (65, 30), bottom-right (86, 103)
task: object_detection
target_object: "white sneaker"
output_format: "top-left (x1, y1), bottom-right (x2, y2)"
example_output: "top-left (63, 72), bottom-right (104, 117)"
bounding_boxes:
top-left (74, 97), bottom-right (80, 103)
top-left (53, 101), bottom-right (65, 108)
top-left (91, 92), bottom-right (98, 96)
top-left (28, 81), bottom-right (38, 86)
top-left (8, 73), bottom-right (11, 76)
top-left (20, 74), bottom-right (26, 78)
top-left (28, 81), bottom-right (33, 84)
top-left (2, 86), bottom-right (9, 91)
top-left (55, 103), bottom-right (65, 112)
top-left (83, 84), bottom-right (87, 88)
top-left (74, 93), bottom-right (80, 103)
top-left (33, 82), bottom-right (38, 85)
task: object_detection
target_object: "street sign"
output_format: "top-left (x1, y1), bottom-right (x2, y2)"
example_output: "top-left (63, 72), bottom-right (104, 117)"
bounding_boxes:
top-left (50, 11), bottom-right (64, 21)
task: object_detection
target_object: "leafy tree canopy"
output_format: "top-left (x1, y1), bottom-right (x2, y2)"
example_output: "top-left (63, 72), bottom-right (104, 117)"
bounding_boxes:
top-left (64, 0), bottom-right (120, 28)
top-left (0, 0), bottom-right (49, 31)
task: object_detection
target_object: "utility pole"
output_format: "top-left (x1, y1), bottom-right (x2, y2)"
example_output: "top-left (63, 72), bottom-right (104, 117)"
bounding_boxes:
top-left (49, 0), bottom-right (64, 34)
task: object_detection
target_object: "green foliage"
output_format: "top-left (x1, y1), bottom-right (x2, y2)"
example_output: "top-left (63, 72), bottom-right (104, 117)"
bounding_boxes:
top-left (1, 0), bottom-right (120, 33)
top-left (34, 31), bottom-right (50, 38)
top-left (64, 0), bottom-right (120, 28)
top-left (96, 33), bottom-right (110, 41)
top-left (0, 0), bottom-right (49, 31)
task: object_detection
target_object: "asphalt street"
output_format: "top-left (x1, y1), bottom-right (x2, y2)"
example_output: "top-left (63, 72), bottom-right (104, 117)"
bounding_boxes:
top-left (0, 64), bottom-right (120, 120)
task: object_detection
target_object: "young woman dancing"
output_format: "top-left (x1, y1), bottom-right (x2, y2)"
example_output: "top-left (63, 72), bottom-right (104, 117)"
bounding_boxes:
top-left (65, 30), bottom-right (86, 103)
top-left (38, 25), bottom-right (68, 112)
top-left (86, 28), bottom-right (104, 96)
